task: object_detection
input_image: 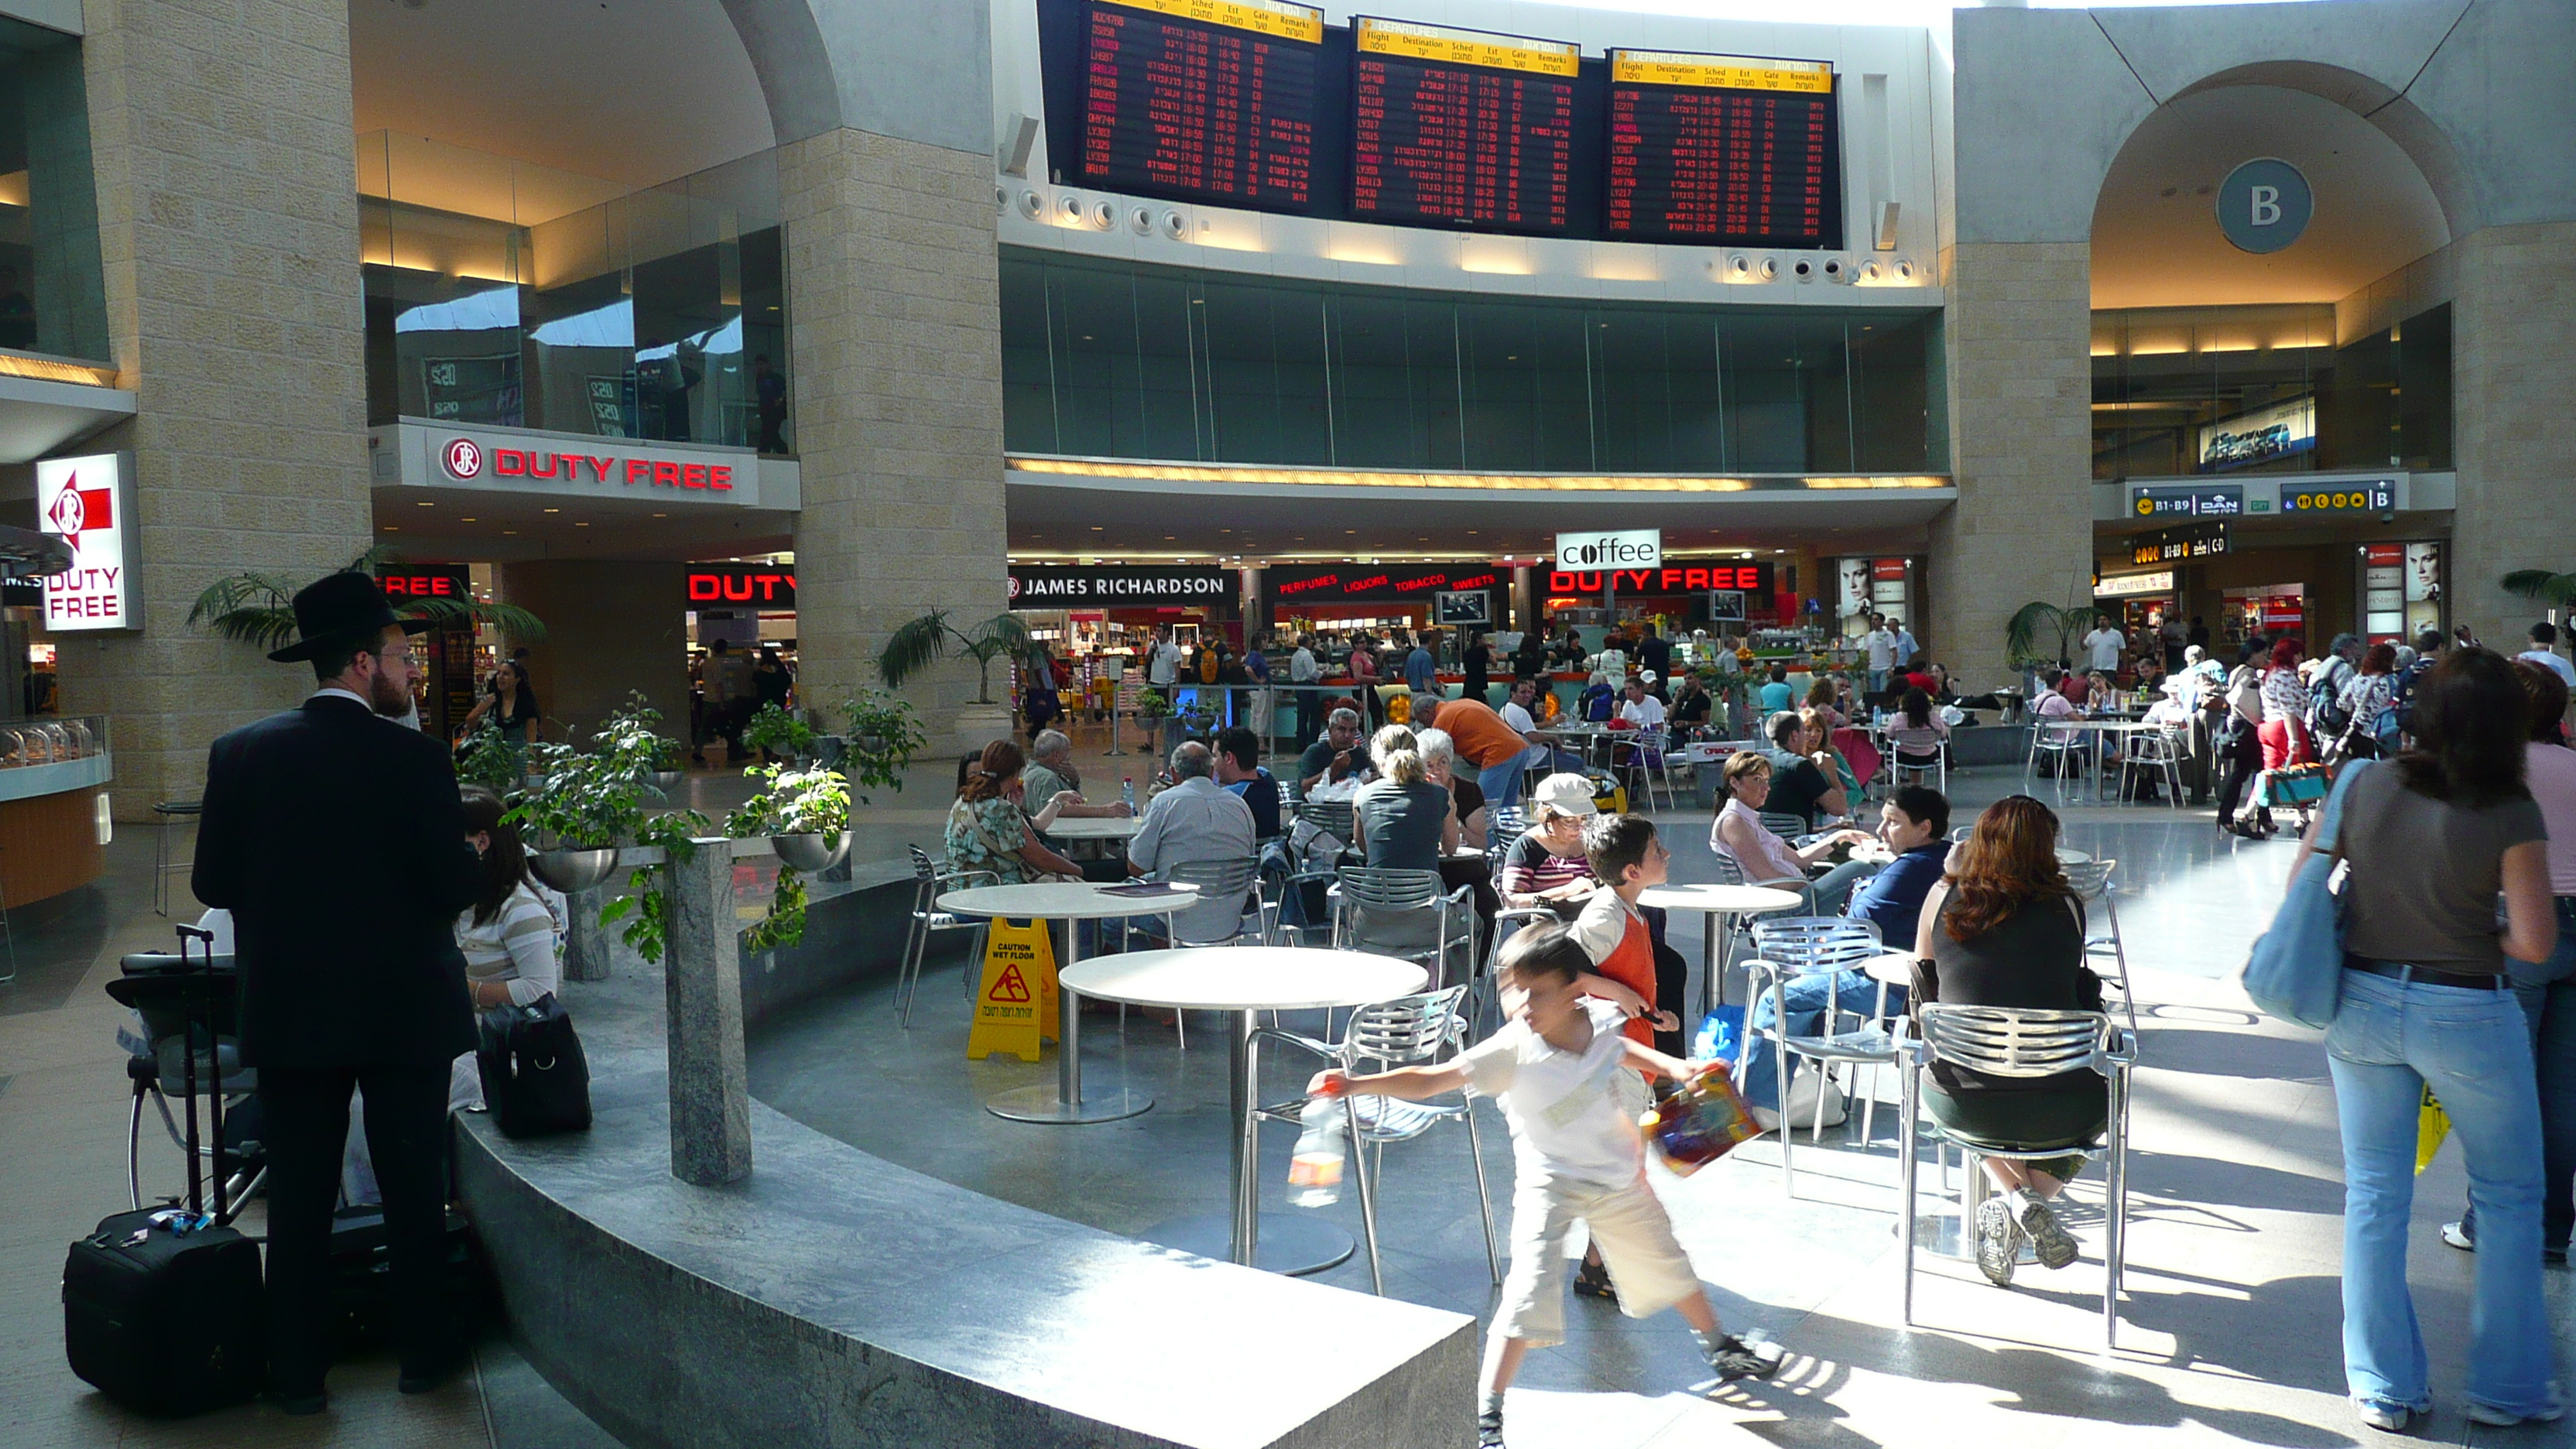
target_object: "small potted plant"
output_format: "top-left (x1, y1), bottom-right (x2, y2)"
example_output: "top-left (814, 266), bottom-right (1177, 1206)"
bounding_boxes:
top-left (726, 763), bottom-right (851, 951)
top-left (835, 687), bottom-right (928, 796)
top-left (508, 694), bottom-right (707, 961)
top-left (741, 702), bottom-right (818, 764)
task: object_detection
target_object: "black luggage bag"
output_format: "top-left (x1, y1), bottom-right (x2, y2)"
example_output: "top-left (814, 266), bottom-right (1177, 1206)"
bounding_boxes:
top-left (477, 993), bottom-right (591, 1138)
top-left (64, 925), bottom-right (265, 1414)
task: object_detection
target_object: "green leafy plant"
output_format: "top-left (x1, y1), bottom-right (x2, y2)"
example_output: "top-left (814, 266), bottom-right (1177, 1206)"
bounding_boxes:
top-left (508, 694), bottom-right (706, 964)
top-left (1134, 687), bottom-right (1171, 719)
top-left (741, 702), bottom-right (817, 761)
top-left (454, 714), bottom-right (524, 793)
top-left (187, 546), bottom-right (546, 650)
top-left (2005, 601), bottom-right (2106, 670)
top-left (875, 609), bottom-right (1037, 704)
top-left (2503, 570), bottom-right (2576, 615)
top-left (834, 687), bottom-right (927, 799)
top-left (725, 764), bottom-right (851, 954)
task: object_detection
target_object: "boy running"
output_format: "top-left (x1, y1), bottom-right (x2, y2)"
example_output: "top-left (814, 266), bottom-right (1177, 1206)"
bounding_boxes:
top-left (1312, 923), bottom-right (1781, 1448)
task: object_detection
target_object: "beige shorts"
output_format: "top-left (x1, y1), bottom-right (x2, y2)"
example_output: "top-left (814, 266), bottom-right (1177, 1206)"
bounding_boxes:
top-left (1491, 1175), bottom-right (1703, 1348)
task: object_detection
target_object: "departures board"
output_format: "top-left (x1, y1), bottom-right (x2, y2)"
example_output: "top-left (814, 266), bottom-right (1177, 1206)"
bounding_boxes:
top-left (1041, 0), bottom-right (1845, 249)
top-left (1604, 50), bottom-right (1838, 247)
top-left (1348, 19), bottom-right (1577, 235)
top-left (1077, 0), bottom-right (1323, 209)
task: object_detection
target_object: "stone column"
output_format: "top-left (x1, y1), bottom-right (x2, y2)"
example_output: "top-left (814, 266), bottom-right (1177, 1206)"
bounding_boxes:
top-left (69, 0), bottom-right (374, 816)
top-left (2448, 221), bottom-right (2576, 649)
top-left (492, 560), bottom-right (691, 745)
top-left (666, 839), bottom-right (752, 1186)
top-left (779, 129), bottom-right (1008, 746)
top-left (1927, 243), bottom-right (2098, 691)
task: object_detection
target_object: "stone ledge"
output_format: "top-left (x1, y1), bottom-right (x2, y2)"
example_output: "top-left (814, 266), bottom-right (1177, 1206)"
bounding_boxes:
top-left (458, 929), bottom-right (1479, 1449)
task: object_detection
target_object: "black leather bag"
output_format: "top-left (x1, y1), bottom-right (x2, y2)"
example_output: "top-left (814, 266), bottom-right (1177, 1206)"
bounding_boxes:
top-left (476, 994), bottom-right (591, 1139)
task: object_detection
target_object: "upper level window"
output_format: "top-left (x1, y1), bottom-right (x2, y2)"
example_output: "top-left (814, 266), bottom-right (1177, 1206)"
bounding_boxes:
top-left (358, 135), bottom-right (790, 454)
top-left (0, 19), bottom-right (108, 365)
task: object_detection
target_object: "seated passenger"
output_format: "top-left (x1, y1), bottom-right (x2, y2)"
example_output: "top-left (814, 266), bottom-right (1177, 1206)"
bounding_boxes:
top-left (1709, 752), bottom-right (1875, 916)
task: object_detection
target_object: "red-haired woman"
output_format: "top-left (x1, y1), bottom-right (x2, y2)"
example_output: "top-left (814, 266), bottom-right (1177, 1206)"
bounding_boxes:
top-left (1909, 795), bottom-right (2105, 1288)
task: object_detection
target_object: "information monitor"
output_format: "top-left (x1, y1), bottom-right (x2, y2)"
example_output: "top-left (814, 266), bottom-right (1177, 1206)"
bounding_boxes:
top-left (1349, 17), bottom-right (1578, 234)
top-left (1603, 50), bottom-right (1841, 248)
top-left (1077, 0), bottom-right (1324, 209)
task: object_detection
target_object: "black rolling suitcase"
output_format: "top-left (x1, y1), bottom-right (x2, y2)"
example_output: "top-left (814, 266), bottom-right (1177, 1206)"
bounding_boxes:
top-left (64, 925), bottom-right (265, 1414)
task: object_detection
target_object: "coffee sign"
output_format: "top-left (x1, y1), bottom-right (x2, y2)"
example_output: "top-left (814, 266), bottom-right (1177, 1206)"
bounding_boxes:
top-left (1554, 529), bottom-right (1662, 570)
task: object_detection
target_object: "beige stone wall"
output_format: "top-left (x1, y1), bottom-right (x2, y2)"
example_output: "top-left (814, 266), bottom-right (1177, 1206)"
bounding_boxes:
top-left (68, 0), bottom-right (374, 815)
top-left (778, 128), bottom-right (1009, 746)
top-left (1928, 242), bottom-right (2099, 690)
top-left (493, 560), bottom-right (691, 750)
top-left (2449, 221), bottom-right (2576, 651)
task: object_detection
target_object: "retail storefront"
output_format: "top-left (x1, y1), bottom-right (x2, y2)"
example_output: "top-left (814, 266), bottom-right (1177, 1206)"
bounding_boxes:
top-left (1542, 560), bottom-right (1785, 634)
top-left (1266, 563), bottom-right (1505, 637)
top-left (1009, 564), bottom-right (1243, 718)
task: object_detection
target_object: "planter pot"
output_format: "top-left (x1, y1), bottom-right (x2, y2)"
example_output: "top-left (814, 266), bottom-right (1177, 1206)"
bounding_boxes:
top-left (956, 701), bottom-right (1012, 753)
top-left (649, 770), bottom-right (683, 795)
top-left (769, 831), bottom-right (851, 873)
top-left (530, 847), bottom-right (620, 894)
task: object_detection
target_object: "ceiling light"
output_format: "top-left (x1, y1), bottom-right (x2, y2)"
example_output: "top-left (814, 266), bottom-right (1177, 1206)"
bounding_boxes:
top-left (574, 522), bottom-right (590, 527)
top-left (543, 507), bottom-right (560, 513)
top-left (502, 530), bottom-right (517, 536)
top-left (651, 512), bottom-right (665, 518)
top-left (461, 516), bottom-right (476, 522)
top-left (416, 501), bottom-right (433, 507)
top-left (381, 525), bottom-right (398, 531)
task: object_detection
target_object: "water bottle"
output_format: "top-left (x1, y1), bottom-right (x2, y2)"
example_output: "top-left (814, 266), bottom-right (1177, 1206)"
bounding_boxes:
top-left (1121, 777), bottom-right (1138, 814)
top-left (1287, 1087), bottom-right (1347, 1208)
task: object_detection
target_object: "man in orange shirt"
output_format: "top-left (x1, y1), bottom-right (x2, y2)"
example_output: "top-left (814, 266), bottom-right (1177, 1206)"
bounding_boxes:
top-left (1412, 690), bottom-right (1560, 808)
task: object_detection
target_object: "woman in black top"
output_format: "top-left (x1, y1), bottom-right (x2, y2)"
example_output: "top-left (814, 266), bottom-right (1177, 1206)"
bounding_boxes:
top-left (1461, 632), bottom-right (1489, 705)
top-left (1910, 793), bottom-right (2104, 1284)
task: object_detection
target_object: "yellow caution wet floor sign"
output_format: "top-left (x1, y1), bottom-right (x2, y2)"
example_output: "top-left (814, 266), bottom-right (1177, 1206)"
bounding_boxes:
top-left (967, 917), bottom-right (1060, 1062)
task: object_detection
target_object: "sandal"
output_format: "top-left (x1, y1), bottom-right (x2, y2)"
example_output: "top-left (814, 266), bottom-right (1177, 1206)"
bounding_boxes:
top-left (1572, 1258), bottom-right (1617, 1299)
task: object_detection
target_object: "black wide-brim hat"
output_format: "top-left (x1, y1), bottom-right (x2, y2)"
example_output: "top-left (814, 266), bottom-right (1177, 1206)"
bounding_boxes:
top-left (267, 570), bottom-right (436, 663)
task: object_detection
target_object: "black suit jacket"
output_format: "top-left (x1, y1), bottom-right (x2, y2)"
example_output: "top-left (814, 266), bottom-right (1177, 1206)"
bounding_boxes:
top-left (194, 694), bottom-right (484, 1070)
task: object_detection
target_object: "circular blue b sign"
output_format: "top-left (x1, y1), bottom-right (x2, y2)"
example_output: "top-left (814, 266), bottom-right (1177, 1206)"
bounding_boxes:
top-left (2216, 158), bottom-right (2312, 254)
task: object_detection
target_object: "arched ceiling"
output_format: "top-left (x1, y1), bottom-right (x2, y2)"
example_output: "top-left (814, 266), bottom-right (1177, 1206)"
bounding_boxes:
top-left (2091, 83), bottom-right (2448, 309)
top-left (350, 0), bottom-right (776, 190)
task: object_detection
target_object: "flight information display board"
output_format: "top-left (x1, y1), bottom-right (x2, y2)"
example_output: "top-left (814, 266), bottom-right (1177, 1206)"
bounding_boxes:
top-left (1604, 50), bottom-right (1840, 247)
top-left (1349, 18), bottom-right (1578, 234)
top-left (1077, 0), bottom-right (1324, 208)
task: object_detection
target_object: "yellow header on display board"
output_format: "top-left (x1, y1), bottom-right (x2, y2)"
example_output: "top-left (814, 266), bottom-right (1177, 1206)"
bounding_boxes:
top-left (1101, 0), bottom-right (1324, 45)
top-left (1609, 49), bottom-right (1834, 94)
top-left (1355, 17), bottom-right (1581, 77)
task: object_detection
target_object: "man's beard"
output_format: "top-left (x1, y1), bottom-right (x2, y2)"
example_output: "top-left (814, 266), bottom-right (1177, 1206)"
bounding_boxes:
top-left (369, 670), bottom-right (412, 718)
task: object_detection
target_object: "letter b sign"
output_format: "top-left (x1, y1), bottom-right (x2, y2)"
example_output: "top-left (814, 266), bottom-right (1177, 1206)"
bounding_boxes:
top-left (2216, 159), bottom-right (2311, 255)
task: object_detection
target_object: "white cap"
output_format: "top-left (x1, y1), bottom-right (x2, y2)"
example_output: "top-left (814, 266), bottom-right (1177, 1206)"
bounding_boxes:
top-left (1530, 773), bottom-right (1599, 817)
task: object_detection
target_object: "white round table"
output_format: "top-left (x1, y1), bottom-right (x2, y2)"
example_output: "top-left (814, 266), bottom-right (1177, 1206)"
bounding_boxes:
top-left (1061, 947), bottom-right (1427, 1276)
top-left (1638, 882), bottom-right (1802, 1016)
top-left (1861, 950), bottom-right (1922, 987)
top-left (938, 881), bottom-right (1200, 1125)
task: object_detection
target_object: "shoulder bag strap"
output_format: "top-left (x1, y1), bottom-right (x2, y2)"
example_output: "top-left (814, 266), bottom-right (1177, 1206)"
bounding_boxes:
top-left (2314, 758), bottom-right (2375, 856)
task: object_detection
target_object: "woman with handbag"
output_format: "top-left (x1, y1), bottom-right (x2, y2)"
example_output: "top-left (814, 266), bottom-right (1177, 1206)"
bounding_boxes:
top-left (2215, 661), bottom-right (2272, 839)
top-left (2305, 648), bottom-right (2559, 1433)
top-left (2329, 642), bottom-right (2400, 766)
top-left (2256, 639), bottom-right (2317, 831)
top-left (451, 786), bottom-right (565, 1112)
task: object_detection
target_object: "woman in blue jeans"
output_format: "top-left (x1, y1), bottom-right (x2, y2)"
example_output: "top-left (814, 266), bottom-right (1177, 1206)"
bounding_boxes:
top-left (2305, 647), bottom-right (2561, 1433)
top-left (2444, 659), bottom-right (2576, 1262)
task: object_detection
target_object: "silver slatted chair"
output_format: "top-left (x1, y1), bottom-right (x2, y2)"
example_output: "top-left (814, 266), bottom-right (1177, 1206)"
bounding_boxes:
top-left (1897, 1005), bottom-right (2136, 1348)
top-left (2025, 714), bottom-right (2096, 799)
top-left (2116, 726), bottom-right (2187, 808)
top-left (1331, 866), bottom-right (1475, 988)
top-left (1279, 800), bottom-right (1358, 946)
top-left (899, 845), bottom-right (996, 1026)
top-left (2060, 858), bottom-right (2139, 1034)
top-left (1252, 985), bottom-right (1499, 1294)
top-left (1740, 916), bottom-right (1893, 1197)
top-left (1156, 856), bottom-right (1269, 1049)
top-left (1757, 810), bottom-right (1810, 841)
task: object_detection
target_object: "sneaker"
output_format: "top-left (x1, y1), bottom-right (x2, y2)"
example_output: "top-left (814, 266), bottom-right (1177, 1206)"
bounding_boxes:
top-left (2017, 1194), bottom-right (2081, 1271)
top-left (1703, 1334), bottom-right (1784, 1382)
top-left (2440, 1220), bottom-right (2475, 1252)
top-left (1975, 1196), bottom-right (2019, 1287)
top-left (1572, 1258), bottom-right (1617, 1299)
top-left (2467, 1395), bottom-right (2564, 1427)
top-left (2355, 1399), bottom-right (2411, 1433)
top-left (1478, 1407), bottom-right (1506, 1447)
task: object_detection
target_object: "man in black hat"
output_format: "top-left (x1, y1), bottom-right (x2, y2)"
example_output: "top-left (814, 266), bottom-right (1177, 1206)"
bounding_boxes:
top-left (193, 572), bottom-right (482, 1413)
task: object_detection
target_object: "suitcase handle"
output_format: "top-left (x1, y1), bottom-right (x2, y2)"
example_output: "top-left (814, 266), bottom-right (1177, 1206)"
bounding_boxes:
top-left (173, 925), bottom-right (231, 1225)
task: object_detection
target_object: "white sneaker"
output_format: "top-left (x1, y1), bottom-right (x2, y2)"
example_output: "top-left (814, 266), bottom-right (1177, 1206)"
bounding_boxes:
top-left (2440, 1220), bottom-right (2475, 1252)
top-left (2466, 1393), bottom-right (2564, 1428)
top-left (2355, 1399), bottom-right (2410, 1433)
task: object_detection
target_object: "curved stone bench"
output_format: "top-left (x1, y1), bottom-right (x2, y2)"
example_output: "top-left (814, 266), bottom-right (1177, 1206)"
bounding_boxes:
top-left (456, 899), bottom-right (1477, 1449)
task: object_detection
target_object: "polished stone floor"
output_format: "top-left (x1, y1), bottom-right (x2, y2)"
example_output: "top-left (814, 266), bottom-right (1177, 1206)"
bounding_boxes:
top-left (754, 741), bottom-right (2576, 1449)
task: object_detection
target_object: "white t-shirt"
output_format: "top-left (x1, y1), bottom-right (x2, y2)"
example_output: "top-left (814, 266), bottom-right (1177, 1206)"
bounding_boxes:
top-left (2083, 628), bottom-right (2126, 672)
top-left (1499, 699), bottom-right (1537, 734)
top-left (1619, 694), bottom-right (1666, 730)
top-left (1290, 647), bottom-right (1318, 683)
top-left (1458, 999), bottom-right (1643, 1188)
top-left (1863, 629), bottom-right (1896, 671)
top-left (2517, 649), bottom-right (2576, 688)
top-left (1147, 641), bottom-right (1183, 686)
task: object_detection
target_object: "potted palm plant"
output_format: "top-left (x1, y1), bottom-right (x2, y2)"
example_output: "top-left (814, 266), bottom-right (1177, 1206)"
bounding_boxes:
top-left (188, 548), bottom-right (545, 656)
top-left (876, 608), bottom-right (1042, 750)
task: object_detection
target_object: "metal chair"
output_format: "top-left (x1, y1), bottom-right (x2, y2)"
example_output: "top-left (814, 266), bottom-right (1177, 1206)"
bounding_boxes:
top-left (107, 953), bottom-right (265, 1221)
top-left (1155, 856), bottom-right (1269, 1049)
top-left (1331, 866), bottom-right (1475, 988)
top-left (1278, 800), bottom-right (1358, 946)
top-left (898, 845), bottom-right (997, 1026)
top-left (1884, 728), bottom-right (1947, 793)
top-left (2060, 858), bottom-right (2138, 1034)
top-left (2115, 726), bottom-right (2187, 808)
top-left (1897, 1006), bottom-right (2136, 1348)
top-left (1739, 917), bottom-right (1893, 1197)
top-left (1757, 810), bottom-right (1810, 841)
top-left (1252, 985), bottom-right (1500, 1294)
top-left (2024, 715), bottom-right (2095, 798)
top-left (151, 799), bottom-right (203, 917)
